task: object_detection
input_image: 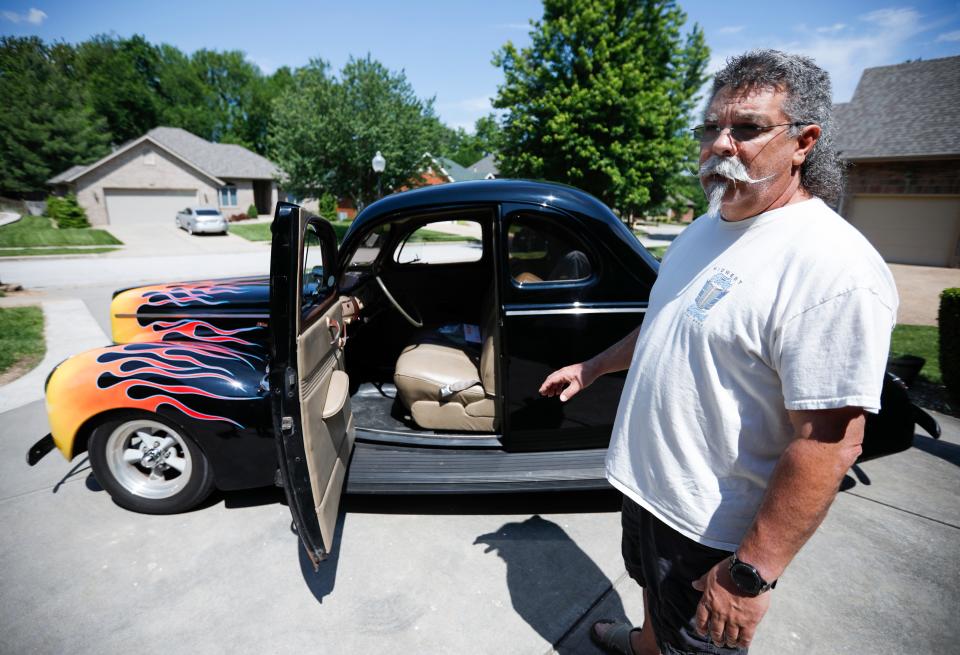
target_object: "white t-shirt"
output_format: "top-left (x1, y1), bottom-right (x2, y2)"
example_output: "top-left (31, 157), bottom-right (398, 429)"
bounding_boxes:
top-left (605, 198), bottom-right (898, 550)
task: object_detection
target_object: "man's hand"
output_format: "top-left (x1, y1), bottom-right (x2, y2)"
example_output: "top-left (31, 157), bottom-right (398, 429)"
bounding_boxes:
top-left (692, 558), bottom-right (771, 649)
top-left (538, 362), bottom-right (595, 402)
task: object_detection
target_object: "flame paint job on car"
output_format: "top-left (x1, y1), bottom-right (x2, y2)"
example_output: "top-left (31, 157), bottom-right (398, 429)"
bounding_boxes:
top-left (46, 342), bottom-right (266, 459)
top-left (110, 277), bottom-right (270, 345)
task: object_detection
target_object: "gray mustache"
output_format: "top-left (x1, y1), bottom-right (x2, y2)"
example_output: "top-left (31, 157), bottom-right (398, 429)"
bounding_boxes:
top-left (699, 156), bottom-right (770, 184)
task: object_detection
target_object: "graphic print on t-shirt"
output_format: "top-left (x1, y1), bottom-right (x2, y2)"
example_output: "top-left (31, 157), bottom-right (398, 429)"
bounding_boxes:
top-left (685, 267), bottom-right (742, 323)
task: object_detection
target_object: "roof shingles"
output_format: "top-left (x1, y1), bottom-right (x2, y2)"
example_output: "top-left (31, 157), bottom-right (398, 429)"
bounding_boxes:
top-left (48, 126), bottom-right (280, 185)
top-left (833, 56), bottom-right (960, 160)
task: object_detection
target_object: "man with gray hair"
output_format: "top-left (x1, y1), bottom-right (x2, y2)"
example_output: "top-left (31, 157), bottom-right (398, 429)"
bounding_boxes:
top-left (540, 50), bottom-right (897, 654)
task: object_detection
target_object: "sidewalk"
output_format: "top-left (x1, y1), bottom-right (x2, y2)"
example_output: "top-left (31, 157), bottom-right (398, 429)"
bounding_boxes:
top-left (0, 294), bottom-right (110, 414)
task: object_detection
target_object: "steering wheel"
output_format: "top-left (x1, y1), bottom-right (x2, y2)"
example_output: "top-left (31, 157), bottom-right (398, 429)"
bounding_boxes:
top-left (375, 275), bottom-right (423, 328)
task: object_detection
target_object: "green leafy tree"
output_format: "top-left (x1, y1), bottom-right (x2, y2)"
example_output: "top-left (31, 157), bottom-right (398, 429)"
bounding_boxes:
top-left (492, 0), bottom-right (709, 216)
top-left (0, 37), bottom-right (110, 195)
top-left (75, 35), bottom-right (163, 145)
top-left (441, 114), bottom-right (503, 167)
top-left (269, 55), bottom-right (443, 208)
top-left (189, 49), bottom-right (262, 148)
top-left (155, 44), bottom-right (219, 139)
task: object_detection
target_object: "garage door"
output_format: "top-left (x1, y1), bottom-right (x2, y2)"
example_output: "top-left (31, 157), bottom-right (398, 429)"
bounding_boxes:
top-left (847, 195), bottom-right (960, 267)
top-left (104, 189), bottom-right (197, 226)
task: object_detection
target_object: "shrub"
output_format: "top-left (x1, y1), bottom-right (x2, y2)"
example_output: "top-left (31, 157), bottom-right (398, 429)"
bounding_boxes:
top-left (246, 204), bottom-right (259, 219)
top-left (939, 288), bottom-right (960, 405)
top-left (46, 194), bottom-right (89, 229)
top-left (317, 193), bottom-right (338, 221)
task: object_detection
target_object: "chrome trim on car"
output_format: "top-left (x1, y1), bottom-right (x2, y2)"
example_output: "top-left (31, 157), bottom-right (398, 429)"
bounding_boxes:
top-left (504, 302), bottom-right (648, 317)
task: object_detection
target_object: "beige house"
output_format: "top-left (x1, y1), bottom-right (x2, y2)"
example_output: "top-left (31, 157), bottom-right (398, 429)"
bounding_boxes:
top-left (834, 56), bottom-right (960, 268)
top-left (48, 127), bottom-right (281, 226)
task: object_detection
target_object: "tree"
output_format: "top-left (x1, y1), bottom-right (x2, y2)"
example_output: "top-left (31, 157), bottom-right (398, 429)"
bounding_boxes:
top-left (440, 114), bottom-right (503, 167)
top-left (0, 37), bottom-right (110, 196)
top-left (492, 0), bottom-right (709, 216)
top-left (269, 55), bottom-right (444, 209)
top-left (75, 35), bottom-right (163, 145)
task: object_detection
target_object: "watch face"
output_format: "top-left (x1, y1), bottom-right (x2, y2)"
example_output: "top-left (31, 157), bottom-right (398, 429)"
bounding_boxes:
top-left (730, 562), bottom-right (762, 595)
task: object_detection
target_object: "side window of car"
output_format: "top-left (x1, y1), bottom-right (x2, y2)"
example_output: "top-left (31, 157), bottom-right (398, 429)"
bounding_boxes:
top-left (301, 223), bottom-right (331, 321)
top-left (394, 219), bottom-right (483, 265)
top-left (507, 215), bottom-right (593, 285)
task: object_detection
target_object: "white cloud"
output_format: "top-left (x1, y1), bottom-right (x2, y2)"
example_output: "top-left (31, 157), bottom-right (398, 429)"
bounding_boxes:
top-left (861, 7), bottom-right (920, 31)
top-left (717, 25), bottom-right (744, 35)
top-left (1, 7), bottom-right (47, 24)
top-left (436, 95), bottom-right (495, 131)
top-left (695, 5), bottom-right (933, 116)
top-left (816, 23), bottom-right (846, 34)
top-left (936, 29), bottom-right (960, 42)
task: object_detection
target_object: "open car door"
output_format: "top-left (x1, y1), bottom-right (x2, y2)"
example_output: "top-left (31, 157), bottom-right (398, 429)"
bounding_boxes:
top-left (270, 203), bottom-right (355, 570)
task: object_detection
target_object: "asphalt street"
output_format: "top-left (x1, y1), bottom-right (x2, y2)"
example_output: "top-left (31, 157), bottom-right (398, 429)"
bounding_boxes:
top-left (1, 244), bottom-right (958, 653)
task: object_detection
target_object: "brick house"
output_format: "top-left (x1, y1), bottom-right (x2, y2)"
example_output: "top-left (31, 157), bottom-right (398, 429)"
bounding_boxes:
top-left (48, 127), bottom-right (281, 227)
top-left (834, 56), bottom-right (960, 267)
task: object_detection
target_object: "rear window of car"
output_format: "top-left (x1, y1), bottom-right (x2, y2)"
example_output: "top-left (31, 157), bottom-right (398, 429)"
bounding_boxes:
top-left (196, 209), bottom-right (221, 216)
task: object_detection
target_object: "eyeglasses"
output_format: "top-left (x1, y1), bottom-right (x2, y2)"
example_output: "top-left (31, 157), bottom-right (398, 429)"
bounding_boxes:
top-left (691, 122), bottom-right (810, 143)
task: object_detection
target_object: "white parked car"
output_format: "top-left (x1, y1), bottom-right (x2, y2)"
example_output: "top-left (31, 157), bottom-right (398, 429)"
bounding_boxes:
top-left (175, 207), bottom-right (229, 235)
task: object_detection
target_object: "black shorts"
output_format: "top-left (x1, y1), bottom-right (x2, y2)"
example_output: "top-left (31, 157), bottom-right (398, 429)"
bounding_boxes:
top-left (621, 496), bottom-right (747, 655)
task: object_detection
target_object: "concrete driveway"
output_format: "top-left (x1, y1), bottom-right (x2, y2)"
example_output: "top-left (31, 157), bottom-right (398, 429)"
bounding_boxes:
top-left (889, 264), bottom-right (960, 326)
top-left (0, 284), bottom-right (957, 654)
top-left (103, 219), bottom-right (267, 258)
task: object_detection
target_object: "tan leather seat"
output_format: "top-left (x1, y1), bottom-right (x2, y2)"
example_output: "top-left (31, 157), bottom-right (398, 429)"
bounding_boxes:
top-left (393, 295), bottom-right (497, 432)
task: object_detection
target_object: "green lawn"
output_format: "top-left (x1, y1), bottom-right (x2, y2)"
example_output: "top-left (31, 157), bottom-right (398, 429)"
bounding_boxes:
top-left (0, 246), bottom-right (120, 257)
top-left (890, 324), bottom-right (940, 384)
top-left (0, 215), bottom-right (121, 247)
top-left (647, 245), bottom-right (668, 260)
top-left (231, 220), bottom-right (479, 244)
top-left (0, 306), bottom-right (45, 376)
top-left (231, 221), bottom-right (350, 242)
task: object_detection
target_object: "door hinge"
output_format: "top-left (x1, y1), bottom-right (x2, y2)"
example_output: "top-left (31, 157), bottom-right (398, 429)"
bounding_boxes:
top-left (285, 367), bottom-right (297, 398)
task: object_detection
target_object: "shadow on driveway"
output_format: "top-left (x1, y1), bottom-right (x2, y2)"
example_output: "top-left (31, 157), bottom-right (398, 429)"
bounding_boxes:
top-left (474, 514), bottom-right (628, 655)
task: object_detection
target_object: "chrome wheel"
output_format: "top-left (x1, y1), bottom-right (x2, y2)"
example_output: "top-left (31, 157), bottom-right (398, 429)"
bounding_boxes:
top-left (104, 419), bottom-right (193, 500)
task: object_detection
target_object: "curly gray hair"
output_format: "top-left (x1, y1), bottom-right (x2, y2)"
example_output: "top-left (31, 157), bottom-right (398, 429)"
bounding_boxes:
top-left (709, 49), bottom-right (843, 204)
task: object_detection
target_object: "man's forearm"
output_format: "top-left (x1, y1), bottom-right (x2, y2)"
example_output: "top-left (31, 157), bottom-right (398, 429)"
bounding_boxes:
top-left (584, 325), bottom-right (641, 379)
top-left (736, 410), bottom-right (864, 582)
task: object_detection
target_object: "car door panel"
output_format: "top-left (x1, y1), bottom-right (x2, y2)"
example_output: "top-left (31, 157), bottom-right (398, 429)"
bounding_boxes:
top-left (498, 203), bottom-right (652, 450)
top-left (270, 202), bottom-right (354, 569)
top-left (296, 309), bottom-right (354, 550)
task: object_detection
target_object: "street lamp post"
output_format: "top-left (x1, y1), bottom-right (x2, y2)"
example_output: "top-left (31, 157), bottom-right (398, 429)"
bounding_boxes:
top-left (372, 150), bottom-right (386, 200)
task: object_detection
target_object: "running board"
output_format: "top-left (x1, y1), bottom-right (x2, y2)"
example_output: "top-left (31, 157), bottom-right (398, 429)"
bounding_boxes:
top-left (345, 442), bottom-right (611, 494)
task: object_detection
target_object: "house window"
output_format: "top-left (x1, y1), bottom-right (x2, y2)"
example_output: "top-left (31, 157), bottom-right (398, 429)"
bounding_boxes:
top-left (219, 185), bottom-right (237, 207)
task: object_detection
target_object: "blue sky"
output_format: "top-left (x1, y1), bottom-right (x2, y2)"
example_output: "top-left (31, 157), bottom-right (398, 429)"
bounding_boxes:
top-left (2, 1), bottom-right (958, 130)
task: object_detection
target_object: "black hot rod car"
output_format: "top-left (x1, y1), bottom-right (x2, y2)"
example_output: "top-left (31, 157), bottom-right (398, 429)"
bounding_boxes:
top-left (29, 180), bottom-right (939, 567)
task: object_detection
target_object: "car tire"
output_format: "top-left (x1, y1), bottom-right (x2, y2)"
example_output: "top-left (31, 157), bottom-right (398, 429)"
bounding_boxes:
top-left (87, 412), bottom-right (216, 514)
top-left (187, 224), bottom-right (193, 235)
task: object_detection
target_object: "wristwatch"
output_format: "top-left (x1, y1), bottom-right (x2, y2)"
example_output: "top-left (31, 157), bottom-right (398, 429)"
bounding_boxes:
top-left (728, 554), bottom-right (777, 596)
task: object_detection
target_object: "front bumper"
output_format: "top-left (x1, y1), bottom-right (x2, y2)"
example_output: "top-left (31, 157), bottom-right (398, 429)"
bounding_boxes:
top-left (26, 433), bottom-right (55, 466)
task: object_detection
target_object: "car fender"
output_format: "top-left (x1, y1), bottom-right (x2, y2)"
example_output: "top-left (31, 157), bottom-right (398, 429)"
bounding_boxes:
top-left (46, 341), bottom-right (269, 464)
